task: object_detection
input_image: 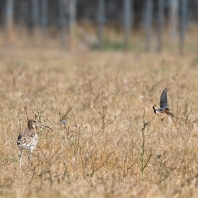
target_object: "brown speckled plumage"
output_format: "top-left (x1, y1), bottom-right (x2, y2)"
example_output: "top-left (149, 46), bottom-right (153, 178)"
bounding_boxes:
top-left (17, 119), bottom-right (53, 168)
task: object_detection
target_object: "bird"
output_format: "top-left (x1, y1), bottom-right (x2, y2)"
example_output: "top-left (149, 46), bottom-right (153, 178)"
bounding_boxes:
top-left (17, 119), bottom-right (53, 168)
top-left (153, 88), bottom-right (179, 119)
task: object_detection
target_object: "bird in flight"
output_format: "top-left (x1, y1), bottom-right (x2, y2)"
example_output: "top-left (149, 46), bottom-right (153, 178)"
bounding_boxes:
top-left (153, 88), bottom-right (179, 119)
top-left (17, 119), bottom-right (53, 168)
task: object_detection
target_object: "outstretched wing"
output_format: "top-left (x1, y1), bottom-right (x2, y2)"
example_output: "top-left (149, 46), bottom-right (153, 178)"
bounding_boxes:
top-left (165, 111), bottom-right (179, 119)
top-left (160, 88), bottom-right (168, 108)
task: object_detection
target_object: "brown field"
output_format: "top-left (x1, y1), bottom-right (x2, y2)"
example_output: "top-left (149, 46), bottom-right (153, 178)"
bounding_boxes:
top-left (1, 49), bottom-right (198, 198)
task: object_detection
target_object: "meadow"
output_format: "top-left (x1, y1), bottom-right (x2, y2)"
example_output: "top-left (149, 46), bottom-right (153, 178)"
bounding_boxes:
top-left (0, 49), bottom-right (198, 198)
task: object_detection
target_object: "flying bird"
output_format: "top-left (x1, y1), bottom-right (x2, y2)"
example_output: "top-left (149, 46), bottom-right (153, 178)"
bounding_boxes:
top-left (17, 119), bottom-right (53, 168)
top-left (153, 88), bottom-right (179, 119)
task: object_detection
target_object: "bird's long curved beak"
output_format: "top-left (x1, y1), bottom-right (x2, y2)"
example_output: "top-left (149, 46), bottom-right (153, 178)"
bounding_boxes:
top-left (40, 123), bottom-right (53, 131)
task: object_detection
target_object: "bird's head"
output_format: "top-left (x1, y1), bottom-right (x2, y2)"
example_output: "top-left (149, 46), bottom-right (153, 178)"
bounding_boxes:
top-left (28, 119), bottom-right (53, 131)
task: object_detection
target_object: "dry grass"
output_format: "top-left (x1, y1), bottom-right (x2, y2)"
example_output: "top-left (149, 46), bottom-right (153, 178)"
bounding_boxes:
top-left (0, 49), bottom-right (198, 198)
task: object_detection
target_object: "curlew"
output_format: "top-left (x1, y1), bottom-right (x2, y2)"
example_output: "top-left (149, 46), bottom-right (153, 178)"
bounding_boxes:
top-left (17, 119), bottom-right (53, 168)
top-left (153, 88), bottom-right (179, 119)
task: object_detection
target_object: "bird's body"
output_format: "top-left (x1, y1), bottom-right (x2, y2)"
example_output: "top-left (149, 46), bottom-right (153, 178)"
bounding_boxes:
top-left (153, 88), bottom-right (178, 119)
top-left (17, 130), bottom-right (38, 152)
top-left (153, 107), bottom-right (170, 113)
top-left (17, 119), bottom-right (53, 168)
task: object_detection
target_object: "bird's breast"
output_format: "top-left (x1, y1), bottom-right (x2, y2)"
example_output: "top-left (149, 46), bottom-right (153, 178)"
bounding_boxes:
top-left (164, 109), bottom-right (171, 113)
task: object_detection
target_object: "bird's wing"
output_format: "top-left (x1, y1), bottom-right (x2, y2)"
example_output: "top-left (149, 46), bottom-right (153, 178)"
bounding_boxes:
top-left (165, 111), bottom-right (179, 119)
top-left (17, 130), bottom-right (35, 146)
top-left (17, 133), bottom-right (23, 146)
top-left (160, 88), bottom-right (168, 108)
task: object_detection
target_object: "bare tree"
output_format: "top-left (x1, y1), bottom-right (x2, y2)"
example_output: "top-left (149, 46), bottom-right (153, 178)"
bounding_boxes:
top-left (123, 0), bottom-right (133, 51)
top-left (68, 0), bottom-right (76, 51)
top-left (169, 0), bottom-right (178, 37)
top-left (31, 0), bottom-right (39, 34)
top-left (145, 0), bottom-right (153, 51)
top-left (5, 0), bottom-right (14, 44)
top-left (41, 0), bottom-right (48, 38)
top-left (179, 0), bottom-right (187, 55)
top-left (98, 0), bottom-right (105, 49)
top-left (58, 0), bottom-right (67, 49)
top-left (156, 0), bottom-right (164, 52)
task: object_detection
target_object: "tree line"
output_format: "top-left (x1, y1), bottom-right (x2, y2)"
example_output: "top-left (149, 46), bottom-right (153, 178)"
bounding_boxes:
top-left (2, 0), bottom-right (198, 53)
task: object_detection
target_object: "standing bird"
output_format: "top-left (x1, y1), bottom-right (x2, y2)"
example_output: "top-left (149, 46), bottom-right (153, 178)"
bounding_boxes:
top-left (153, 88), bottom-right (179, 119)
top-left (17, 119), bottom-right (53, 168)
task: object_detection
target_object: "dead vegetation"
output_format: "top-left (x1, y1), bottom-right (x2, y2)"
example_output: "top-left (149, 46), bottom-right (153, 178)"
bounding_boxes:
top-left (0, 50), bottom-right (198, 197)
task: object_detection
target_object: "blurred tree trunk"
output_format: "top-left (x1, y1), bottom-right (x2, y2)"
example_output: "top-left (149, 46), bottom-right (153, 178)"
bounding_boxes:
top-left (145, 0), bottom-right (153, 51)
top-left (68, 0), bottom-right (76, 51)
top-left (156, 0), bottom-right (164, 52)
top-left (98, 0), bottom-right (105, 50)
top-left (31, 0), bottom-right (39, 35)
top-left (169, 0), bottom-right (178, 37)
top-left (58, 0), bottom-right (67, 49)
top-left (179, 0), bottom-right (187, 55)
top-left (123, 0), bottom-right (133, 51)
top-left (41, 0), bottom-right (48, 39)
top-left (19, 0), bottom-right (28, 28)
top-left (6, 0), bottom-right (14, 45)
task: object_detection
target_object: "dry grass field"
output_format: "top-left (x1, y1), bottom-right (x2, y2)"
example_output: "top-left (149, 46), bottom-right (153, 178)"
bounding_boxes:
top-left (1, 49), bottom-right (198, 198)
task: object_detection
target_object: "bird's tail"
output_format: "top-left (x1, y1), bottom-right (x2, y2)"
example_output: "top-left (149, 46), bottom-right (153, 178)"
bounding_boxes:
top-left (153, 106), bottom-right (157, 114)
